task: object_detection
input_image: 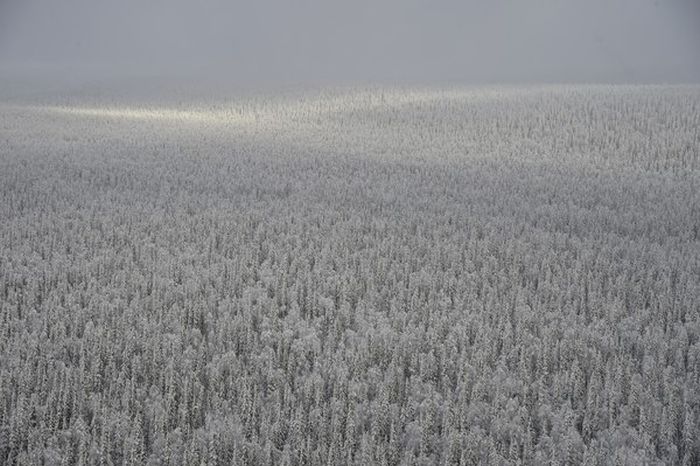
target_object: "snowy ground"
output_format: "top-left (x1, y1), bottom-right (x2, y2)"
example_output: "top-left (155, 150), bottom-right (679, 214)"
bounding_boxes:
top-left (1, 84), bottom-right (699, 465)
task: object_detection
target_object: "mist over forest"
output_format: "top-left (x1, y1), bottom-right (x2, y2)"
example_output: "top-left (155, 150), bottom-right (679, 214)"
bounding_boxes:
top-left (1, 2), bottom-right (699, 465)
top-left (1, 0), bottom-right (700, 85)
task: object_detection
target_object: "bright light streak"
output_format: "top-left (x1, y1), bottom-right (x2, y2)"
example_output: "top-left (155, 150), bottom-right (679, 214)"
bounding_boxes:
top-left (37, 105), bottom-right (256, 126)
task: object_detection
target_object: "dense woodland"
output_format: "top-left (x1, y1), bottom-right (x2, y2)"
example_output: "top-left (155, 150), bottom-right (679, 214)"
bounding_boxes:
top-left (1, 85), bottom-right (699, 465)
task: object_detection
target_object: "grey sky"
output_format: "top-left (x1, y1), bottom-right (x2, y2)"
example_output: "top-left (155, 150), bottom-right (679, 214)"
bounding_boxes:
top-left (1, 0), bottom-right (698, 85)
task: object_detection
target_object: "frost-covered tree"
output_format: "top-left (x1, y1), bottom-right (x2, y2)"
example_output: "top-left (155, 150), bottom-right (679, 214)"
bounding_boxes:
top-left (0, 84), bottom-right (699, 464)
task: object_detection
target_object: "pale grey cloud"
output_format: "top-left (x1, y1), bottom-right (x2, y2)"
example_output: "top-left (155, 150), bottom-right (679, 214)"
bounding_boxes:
top-left (0, 0), bottom-right (698, 84)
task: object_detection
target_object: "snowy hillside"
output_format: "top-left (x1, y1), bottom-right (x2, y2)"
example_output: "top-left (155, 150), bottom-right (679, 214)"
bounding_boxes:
top-left (1, 85), bottom-right (699, 465)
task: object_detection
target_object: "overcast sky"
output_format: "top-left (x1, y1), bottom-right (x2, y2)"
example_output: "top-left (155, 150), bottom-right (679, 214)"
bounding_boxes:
top-left (1, 0), bottom-right (698, 85)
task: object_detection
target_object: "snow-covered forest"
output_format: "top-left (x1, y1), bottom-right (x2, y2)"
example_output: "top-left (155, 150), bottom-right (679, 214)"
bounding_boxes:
top-left (1, 85), bottom-right (699, 465)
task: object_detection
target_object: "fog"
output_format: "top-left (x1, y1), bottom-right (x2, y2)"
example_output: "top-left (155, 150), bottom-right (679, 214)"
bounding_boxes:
top-left (1, 0), bottom-right (699, 86)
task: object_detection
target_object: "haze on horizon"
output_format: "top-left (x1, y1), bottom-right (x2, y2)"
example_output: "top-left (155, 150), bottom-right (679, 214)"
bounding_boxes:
top-left (0, 0), bottom-right (699, 87)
